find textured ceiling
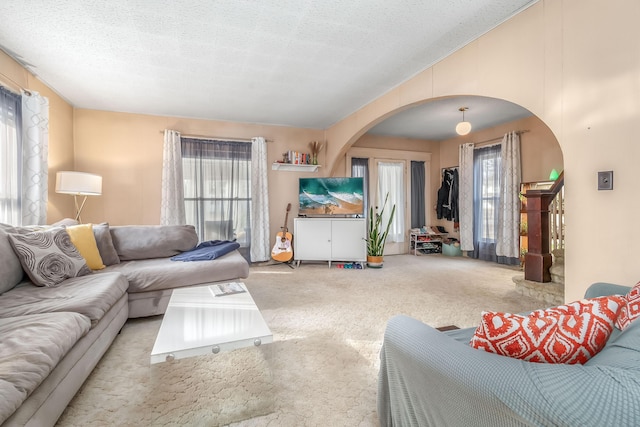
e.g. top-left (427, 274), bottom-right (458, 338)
top-left (0, 0), bottom-right (537, 136)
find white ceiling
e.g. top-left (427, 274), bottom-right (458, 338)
top-left (0, 0), bottom-right (537, 139)
top-left (369, 96), bottom-right (533, 140)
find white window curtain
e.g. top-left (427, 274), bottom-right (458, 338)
top-left (250, 136), bottom-right (270, 262)
top-left (377, 161), bottom-right (404, 243)
top-left (458, 143), bottom-right (475, 251)
top-left (496, 131), bottom-right (522, 265)
top-left (21, 91), bottom-right (48, 225)
top-left (160, 129), bottom-right (186, 225)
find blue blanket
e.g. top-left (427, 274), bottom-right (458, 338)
top-left (171, 240), bottom-right (240, 261)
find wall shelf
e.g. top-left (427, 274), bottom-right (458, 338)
top-left (272, 163), bottom-right (320, 172)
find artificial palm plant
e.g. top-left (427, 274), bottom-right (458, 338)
top-left (367, 193), bottom-right (396, 259)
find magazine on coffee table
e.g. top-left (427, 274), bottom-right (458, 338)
top-left (209, 282), bottom-right (246, 297)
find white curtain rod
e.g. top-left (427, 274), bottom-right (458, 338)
top-left (0, 74), bottom-right (32, 96)
top-left (159, 130), bottom-right (273, 143)
top-left (474, 129), bottom-right (529, 147)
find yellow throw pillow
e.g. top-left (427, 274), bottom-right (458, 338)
top-left (65, 224), bottom-right (105, 270)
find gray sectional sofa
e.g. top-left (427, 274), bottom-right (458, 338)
top-left (378, 282), bottom-right (640, 426)
top-left (0, 222), bottom-right (249, 427)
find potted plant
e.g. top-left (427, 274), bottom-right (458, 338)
top-left (367, 193), bottom-right (396, 268)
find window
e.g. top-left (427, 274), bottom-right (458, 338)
top-left (181, 138), bottom-right (252, 261)
top-left (377, 160), bottom-right (405, 243)
top-left (472, 144), bottom-right (501, 261)
top-left (0, 86), bottom-right (22, 225)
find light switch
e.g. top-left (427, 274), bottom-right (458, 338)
top-left (597, 171), bottom-right (613, 190)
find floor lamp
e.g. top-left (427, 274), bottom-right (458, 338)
top-left (55, 171), bottom-right (102, 222)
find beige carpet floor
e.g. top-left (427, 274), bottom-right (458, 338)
top-left (56, 254), bottom-right (547, 427)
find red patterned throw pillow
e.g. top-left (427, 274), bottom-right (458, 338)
top-left (616, 282), bottom-right (640, 330)
top-left (532, 295), bottom-right (626, 321)
top-left (470, 296), bottom-right (625, 364)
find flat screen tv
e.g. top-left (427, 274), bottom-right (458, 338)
top-left (299, 177), bottom-right (364, 216)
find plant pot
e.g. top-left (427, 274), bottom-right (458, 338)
top-left (367, 255), bottom-right (384, 268)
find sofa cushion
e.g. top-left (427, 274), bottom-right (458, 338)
top-left (471, 296), bottom-right (625, 364)
top-left (0, 312), bottom-right (91, 425)
top-left (65, 223), bottom-right (105, 270)
top-left (586, 315), bottom-right (640, 370)
top-left (0, 224), bottom-right (24, 294)
top-left (0, 271), bottom-right (128, 327)
top-left (92, 222), bottom-right (120, 266)
top-left (100, 250), bottom-right (249, 293)
top-left (7, 228), bottom-right (92, 287)
top-left (109, 225), bottom-right (198, 261)
top-left (50, 218), bottom-right (79, 227)
top-left (470, 304), bottom-right (620, 364)
top-left (615, 282), bottom-right (640, 330)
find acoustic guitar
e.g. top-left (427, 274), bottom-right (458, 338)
top-left (271, 203), bottom-right (293, 262)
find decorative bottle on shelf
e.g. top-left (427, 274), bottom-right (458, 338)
top-left (309, 140), bottom-right (323, 166)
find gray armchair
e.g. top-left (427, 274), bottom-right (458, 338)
top-left (378, 282), bottom-right (640, 426)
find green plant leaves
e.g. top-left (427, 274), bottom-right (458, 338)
top-left (367, 193), bottom-right (396, 256)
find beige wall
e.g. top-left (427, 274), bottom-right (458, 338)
top-left (348, 115), bottom-right (562, 238)
top-left (3, 0), bottom-right (638, 302)
top-left (351, 134), bottom-right (441, 226)
top-left (324, 0), bottom-right (640, 301)
top-left (1, 47), bottom-right (325, 235)
top-left (435, 115), bottom-right (562, 238)
top-left (438, 116), bottom-right (562, 184)
top-left (68, 108), bottom-right (561, 248)
top-left (0, 50), bottom-right (75, 222)
top-left (72, 109), bottom-right (324, 238)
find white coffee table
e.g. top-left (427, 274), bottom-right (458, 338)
top-left (150, 282), bottom-right (273, 364)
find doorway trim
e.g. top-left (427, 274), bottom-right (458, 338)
top-left (346, 147), bottom-right (432, 254)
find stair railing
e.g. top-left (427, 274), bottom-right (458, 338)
top-left (548, 171), bottom-right (564, 252)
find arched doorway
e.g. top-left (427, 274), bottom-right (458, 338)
top-left (336, 95), bottom-right (564, 292)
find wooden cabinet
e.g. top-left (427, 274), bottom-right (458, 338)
top-left (293, 218), bottom-right (366, 267)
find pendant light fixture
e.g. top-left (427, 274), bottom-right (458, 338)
top-left (455, 107), bottom-right (472, 136)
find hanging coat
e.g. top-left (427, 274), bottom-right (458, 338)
top-left (437, 169), bottom-right (459, 222)
top-left (437, 170), bottom-right (453, 220)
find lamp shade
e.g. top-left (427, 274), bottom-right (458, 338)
top-left (55, 171), bottom-right (102, 196)
top-left (455, 121), bottom-right (472, 136)
top-left (455, 107), bottom-right (472, 136)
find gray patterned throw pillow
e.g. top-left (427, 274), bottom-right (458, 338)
top-left (8, 227), bottom-right (92, 287)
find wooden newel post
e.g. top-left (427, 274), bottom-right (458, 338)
top-left (523, 190), bottom-right (555, 282)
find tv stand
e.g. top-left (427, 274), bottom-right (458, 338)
top-left (293, 218), bottom-right (366, 267)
